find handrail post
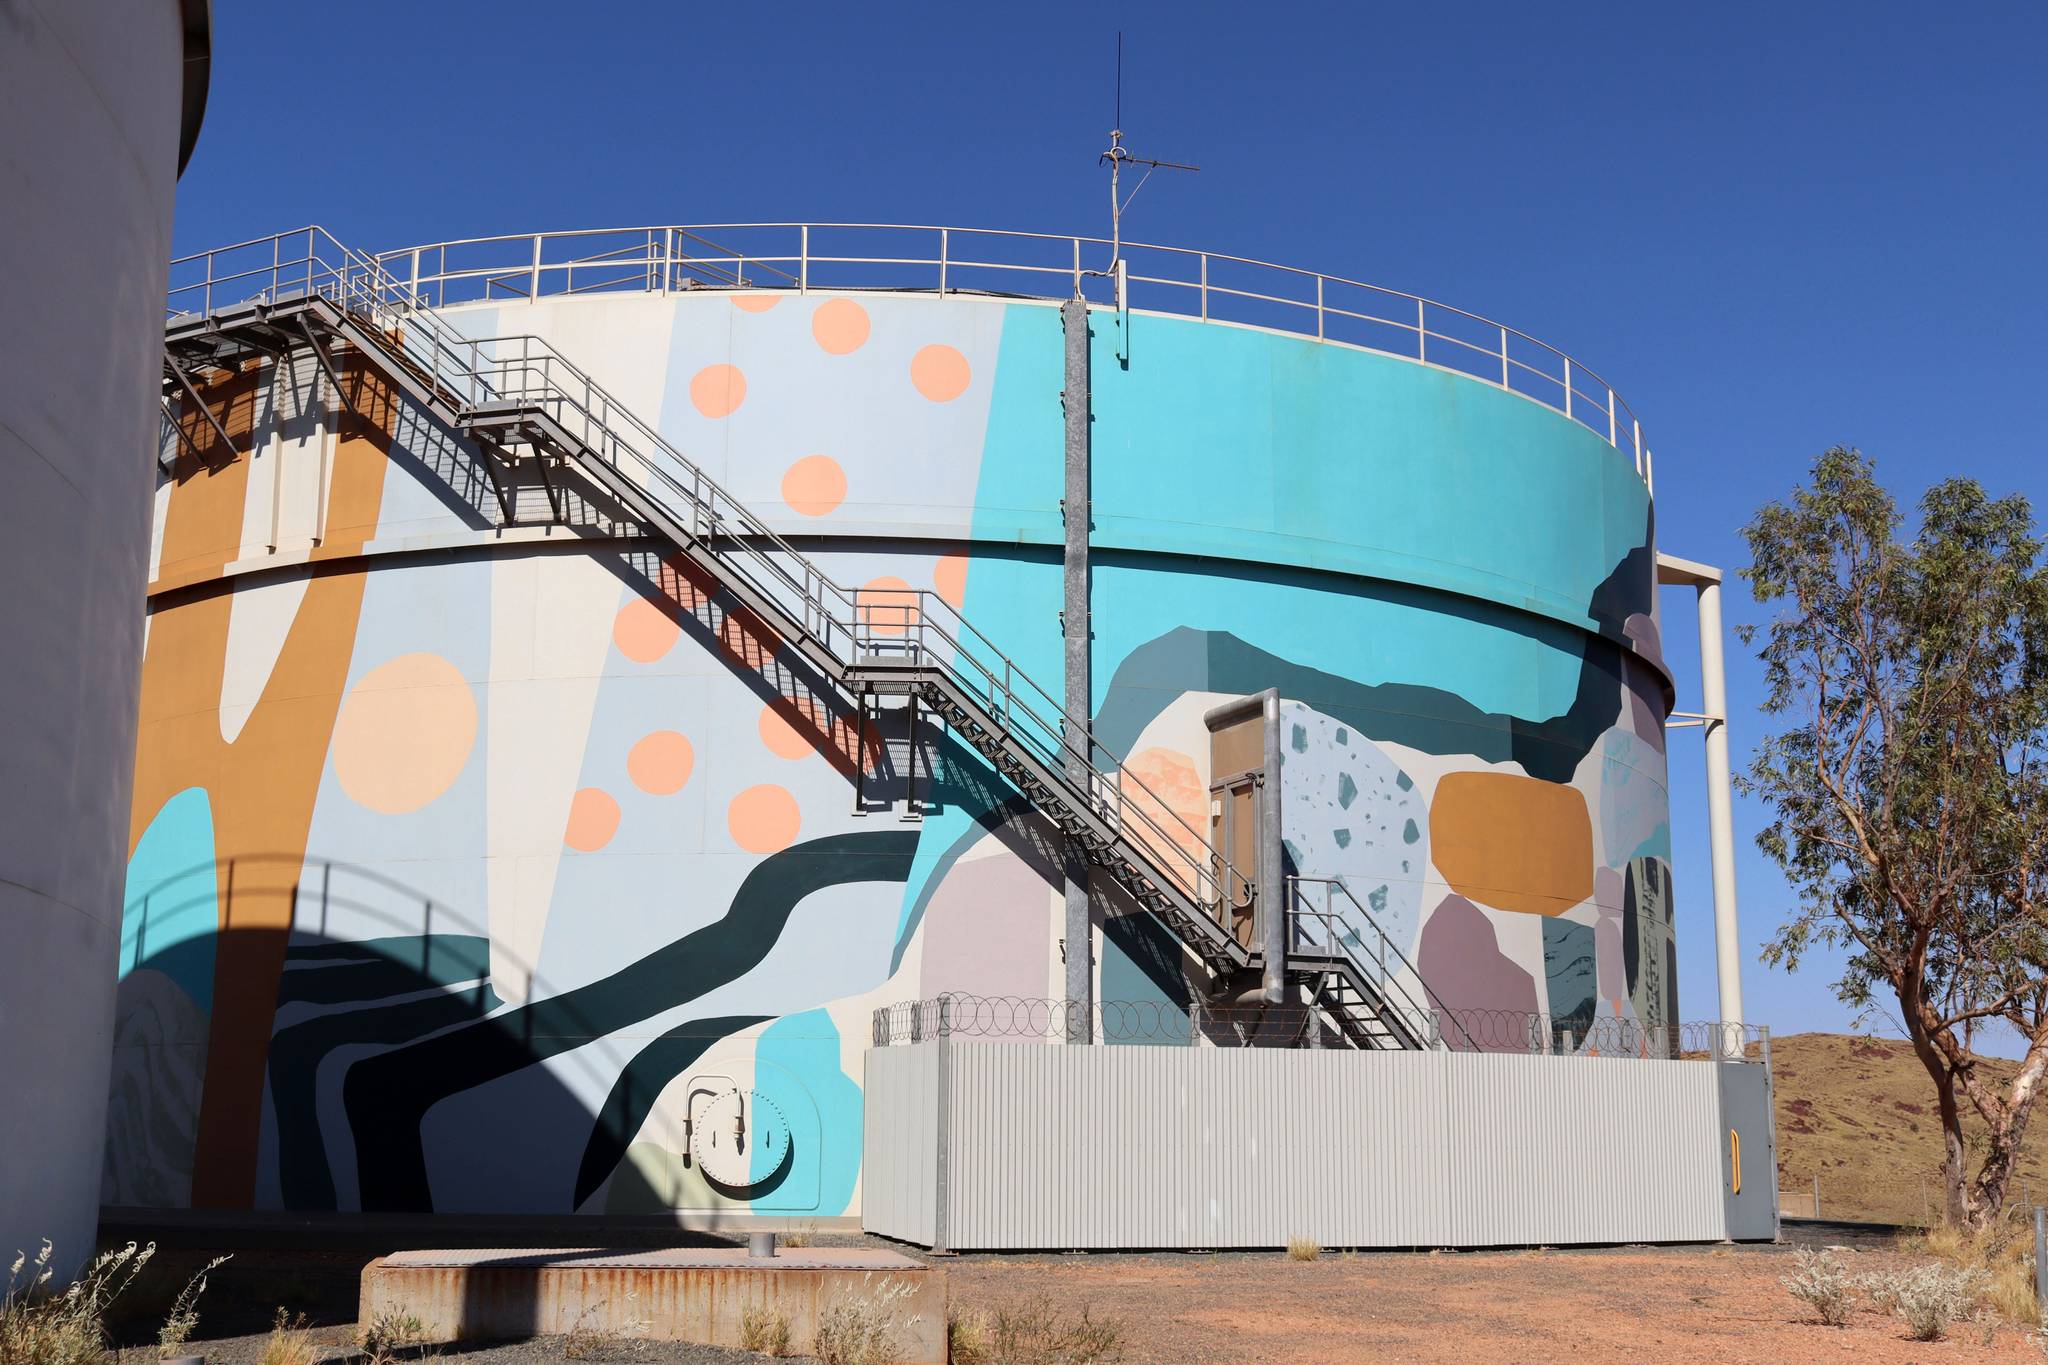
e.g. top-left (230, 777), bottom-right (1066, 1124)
top-left (530, 234), bottom-right (543, 299)
top-left (1563, 356), bottom-right (1572, 421)
top-left (1199, 253), bottom-right (1208, 321)
top-left (410, 247), bottom-right (421, 300)
top-left (1500, 325), bottom-right (1510, 387)
top-left (1607, 387), bottom-right (1617, 446)
top-left (1315, 275), bottom-right (1325, 340)
top-left (1416, 297), bottom-right (1426, 363)
top-left (799, 225), bottom-right (809, 295)
top-left (939, 227), bottom-right (948, 296)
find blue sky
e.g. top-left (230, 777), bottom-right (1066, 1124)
top-left (174, 1), bottom-right (2048, 1041)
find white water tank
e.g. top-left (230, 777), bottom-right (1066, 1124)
top-left (0, 0), bottom-right (208, 1279)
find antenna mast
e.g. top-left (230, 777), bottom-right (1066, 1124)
top-left (1096, 32), bottom-right (1198, 285)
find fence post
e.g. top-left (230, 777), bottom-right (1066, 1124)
top-left (2034, 1206), bottom-right (2046, 1319)
top-left (933, 994), bottom-right (952, 1255)
top-left (1813, 1174), bottom-right (1821, 1219)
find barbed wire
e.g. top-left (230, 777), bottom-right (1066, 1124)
top-left (871, 993), bottom-right (1768, 1060)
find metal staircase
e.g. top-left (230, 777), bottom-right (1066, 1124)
top-left (162, 227), bottom-right (1449, 1051)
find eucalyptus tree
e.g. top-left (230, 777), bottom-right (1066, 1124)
top-left (1742, 447), bottom-right (2048, 1227)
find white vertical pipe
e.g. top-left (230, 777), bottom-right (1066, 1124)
top-left (1695, 578), bottom-right (1744, 1052)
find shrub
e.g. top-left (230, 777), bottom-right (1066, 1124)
top-left (739, 1304), bottom-right (791, 1357)
top-left (358, 1308), bottom-right (434, 1364)
top-left (1782, 1248), bottom-right (1853, 1327)
top-left (1890, 1263), bottom-right (1986, 1342)
top-left (981, 1297), bottom-right (1126, 1364)
top-left (1, 1239), bottom-right (155, 1365)
top-left (1286, 1237), bottom-right (1320, 1263)
top-left (258, 1309), bottom-right (318, 1365)
top-left (157, 1252), bottom-right (230, 1357)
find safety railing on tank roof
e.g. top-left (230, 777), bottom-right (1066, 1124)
top-left (874, 991), bottom-right (1768, 1059)
top-left (163, 227), bottom-right (1247, 924)
top-left (365, 223), bottom-right (1653, 484)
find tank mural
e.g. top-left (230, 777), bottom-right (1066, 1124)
top-left (109, 286), bottom-right (1672, 1217)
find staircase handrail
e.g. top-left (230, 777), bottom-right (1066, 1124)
top-left (167, 226), bottom-right (1240, 918)
top-left (1286, 875), bottom-right (1476, 1051)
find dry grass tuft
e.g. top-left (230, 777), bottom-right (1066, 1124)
top-left (357, 1308), bottom-right (436, 1364)
top-left (1, 1239), bottom-right (155, 1365)
top-left (949, 1296), bottom-right (1125, 1364)
top-left (813, 1275), bottom-right (920, 1365)
top-left (1286, 1236), bottom-right (1321, 1263)
top-left (739, 1303), bottom-right (792, 1357)
top-left (1901, 1210), bottom-right (2042, 1328)
top-left (258, 1308), bottom-right (319, 1365)
top-left (946, 1307), bottom-right (994, 1365)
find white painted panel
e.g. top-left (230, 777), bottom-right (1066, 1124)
top-left (865, 1043), bottom-right (1758, 1250)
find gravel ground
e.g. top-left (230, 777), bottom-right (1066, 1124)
top-left (94, 1225), bottom-right (2043, 1364)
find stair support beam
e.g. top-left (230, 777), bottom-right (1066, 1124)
top-left (1060, 296), bottom-right (1093, 1045)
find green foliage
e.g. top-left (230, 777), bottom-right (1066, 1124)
top-left (1741, 447), bottom-right (2048, 1224)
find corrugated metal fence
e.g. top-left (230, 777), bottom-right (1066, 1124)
top-left (862, 1042), bottom-right (1776, 1250)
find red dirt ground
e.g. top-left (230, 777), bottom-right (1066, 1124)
top-left (943, 1242), bottom-right (2042, 1363)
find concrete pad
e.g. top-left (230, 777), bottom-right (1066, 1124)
top-left (360, 1247), bottom-right (946, 1362)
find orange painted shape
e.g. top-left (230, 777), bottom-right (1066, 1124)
top-left (689, 363), bottom-right (747, 418)
top-left (731, 294), bottom-right (780, 313)
top-left (613, 595), bottom-right (682, 664)
top-left (331, 652), bottom-right (478, 815)
top-left (627, 730), bottom-right (695, 795)
top-left (781, 455), bottom-right (847, 516)
top-left (811, 298), bottom-right (871, 355)
top-left (910, 344), bottom-right (971, 402)
top-left (933, 552), bottom-right (969, 608)
top-left (857, 575), bottom-right (919, 638)
top-left (1428, 771), bottom-right (1594, 915)
top-left (729, 784), bottom-right (801, 854)
top-left (565, 787), bottom-right (622, 851)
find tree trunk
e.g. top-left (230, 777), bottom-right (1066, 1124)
top-left (1909, 1026), bottom-right (1974, 1225)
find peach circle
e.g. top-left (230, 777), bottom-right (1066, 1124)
top-left (858, 575), bottom-right (919, 638)
top-left (613, 595), bottom-right (681, 663)
top-left (729, 783), bottom-right (801, 854)
top-left (811, 298), bottom-right (871, 355)
top-left (731, 294), bottom-right (780, 313)
top-left (781, 455), bottom-right (847, 517)
top-left (332, 652), bottom-right (478, 815)
top-left (934, 551), bottom-right (969, 608)
top-left (690, 363), bottom-right (747, 418)
top-left (759, 704), bottom-right (816, 760)
top-left (910, 344), bottom-right (971, 402)
top-left (628, 730), bottom-right (695, 795)
top-left (564, 787), bottom-right (621, 852)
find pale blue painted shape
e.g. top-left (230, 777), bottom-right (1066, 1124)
top-left (120, 786), bottom-right (218, 1012)
top-left (753, 1009), bottom-right (861, 1213)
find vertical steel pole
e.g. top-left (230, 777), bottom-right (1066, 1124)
top-left (933, 994), bottom-right (952, 1254)
top-left (530, 234), bottom-right (542, 299)
top-left (1061, 297), bottom-right (1093, 1045)
top-left (1697, 577), bottom-right (1745, 1052)
top-left (1813, 1174), bottom-right (1821, 1218)
top-left (1259, 689), bottom-right (1285, 1004)
top-left (2033, 1206), bottom-right (2045, 1313)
